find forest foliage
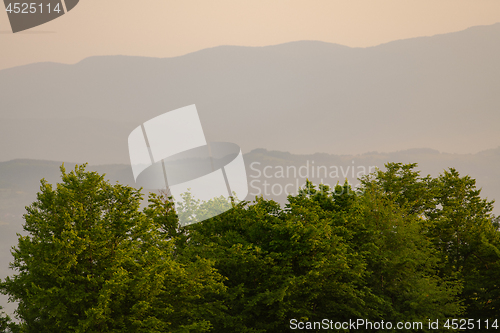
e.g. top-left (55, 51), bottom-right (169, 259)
top-left (1, 163), bottom-right (499, 332)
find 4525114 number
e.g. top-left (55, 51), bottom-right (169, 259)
top-left (5, 3), bottom-right (62, 14)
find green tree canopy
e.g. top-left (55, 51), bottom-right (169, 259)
top-left (362, 163), bottom-right (500, 321)
top-left (1, 162), bottom-right (499, 332)
top-left (0, 165), bottom-right (225, 332)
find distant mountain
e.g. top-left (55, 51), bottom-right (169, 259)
top-left (1, 146), bottom-right (499, 227)
top-left (244, 146), bottom-right (500, 208)
top-left (1, 24), bottom-right (500, 164)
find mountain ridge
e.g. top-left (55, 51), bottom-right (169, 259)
top-left (1, 23), bottom-right (499, 162)
top-left (4, 22), bottom-right (500, 72)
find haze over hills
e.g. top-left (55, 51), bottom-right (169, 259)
top-left (1, 147), bottom-right (499, 225)
top-left (1, 24), bottom-right (499, 164)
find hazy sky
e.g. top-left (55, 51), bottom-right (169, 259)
top-left (1, 0), bottom-right (500, 70)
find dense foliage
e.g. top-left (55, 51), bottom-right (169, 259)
top-left (1, 163), bottom-right (499, 332)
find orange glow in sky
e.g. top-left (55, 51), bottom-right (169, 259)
top-left (1, 0), bottom-right (500, 70)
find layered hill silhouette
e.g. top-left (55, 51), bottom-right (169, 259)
top-left (1, 24), bottom-right (499, 164)
top-left (1, 147), bottom-right (499, 231)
